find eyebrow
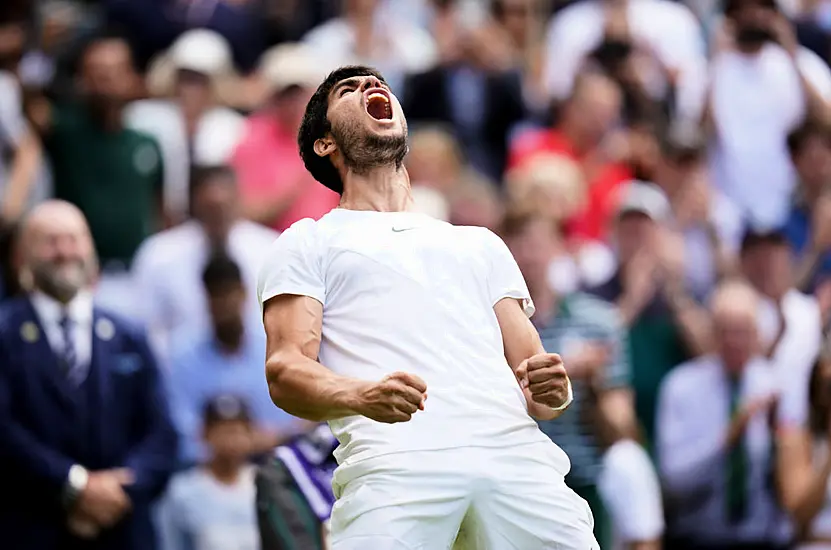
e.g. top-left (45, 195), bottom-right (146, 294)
top-left (332, 77), bottom-right (361, 97)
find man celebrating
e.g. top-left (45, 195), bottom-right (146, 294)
top-left (258, 66), bottom-right (597, 549)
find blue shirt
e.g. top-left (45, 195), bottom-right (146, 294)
top-left (167, 331), bottom-right (295, 464)
top-left (784, 202), bottom-right (831, 291)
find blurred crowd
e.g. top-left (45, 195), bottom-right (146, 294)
top-left (4, 0), bottom-right (831, 548)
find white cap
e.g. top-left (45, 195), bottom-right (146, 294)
top-left (259, 43), bottom-right (325, 94)
top-left (617, 180), bottom-right (671, 222)
top-left (169, 29), bottom-right (233, 76)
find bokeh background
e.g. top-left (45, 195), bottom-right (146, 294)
top-left (3, 0), bottom-right (831, 548)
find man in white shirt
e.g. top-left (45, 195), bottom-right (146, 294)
top-left (656, 280), bottom-right (790, 549)
top-left (258, 65), bottom-right (596, 549)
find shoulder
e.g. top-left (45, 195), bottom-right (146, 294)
top-left (266, 217), bottom-right (321, 253)
top-left (796, 46), bottom-right (831, 79)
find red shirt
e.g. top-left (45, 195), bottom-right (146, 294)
top-left (508, 128), bottom-right (631, 242)
top-left (231, 114), bottom-right (339, 232)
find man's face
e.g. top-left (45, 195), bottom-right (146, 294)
top-left (204, 420), bottom-right (253, 461)
top-left (731, 0), bottom-right (778, 46)
top-left (25, 213), bottom-right (96, 302)
top-left (714, 310), bottom-right (758, 373)
top-left (615, 212), bottom-right (656, 264)
top-left (192, 178), bottom-right (238, 241)
top-left (207, 284), bottom-right (245, 341)
top-left (567, 75), bottom-right (621, 146)
top-left (740, 241), bottom-right (792, 299)
top-left (324, 74), bottom-right (408, 172)
top-left (505, 218), bottom-right (560, 290)
top-left (81, 39), bottom-right (136, 106)
top-left (175, 69), bottom-right (213, 113)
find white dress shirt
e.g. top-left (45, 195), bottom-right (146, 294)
top-left (656, 354), bottom-right (790, 545)
top-left (30, 290), bottom-right (94, 369)
top-left (132, 219), bottom-right (278, 362)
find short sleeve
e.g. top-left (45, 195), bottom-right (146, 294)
top-left (482, 229), bottom-right (535, 317)
top-left (257, 218), bottom-right (326, 308)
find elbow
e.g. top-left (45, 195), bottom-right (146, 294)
top-left (265, 354), bottom-right (326, 422)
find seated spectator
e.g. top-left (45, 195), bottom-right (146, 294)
top-left (657, 280), bottom-right (790, 550)
top-left (126, 30), bottom-right (246, 224)
top-left (34, 32), bottom-right (163, 318)
top-left (231, 43), bottom-right (339, 232)
top-left (157, 395), bottom-right (260, 550)
top-left (784, 121), bottom-right (831, 293)
top-left (739, 228), bottom-right (822, 400)
top-left (132, 166), bottom-right (278, 360)
top-left (590, 181), bottom-right (711, 449)
top-left (778, 352), bottom-right (831, 548)
top-left (166, 255), bottom-right (304, 466)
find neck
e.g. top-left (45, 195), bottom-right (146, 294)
top-left (216, 329), bottom-right (244, 353)
top-left (339, 165), bottom-right (412, 212)
top-left (207, 457), bottom-right (243, 484)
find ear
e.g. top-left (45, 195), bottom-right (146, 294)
top-left (314, 136), bottom-right (337, 158)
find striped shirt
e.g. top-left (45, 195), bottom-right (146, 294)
top-left (535, 292), bottom-right (631, 488)
top-left (276, 424), bottom-right (339, 521)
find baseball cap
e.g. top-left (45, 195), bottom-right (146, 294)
top-left (169, 29), bottom-right (233, 76)
top-left (617, 180), bottom-right (671, 222)
top-left (203, 394), bottom-right (252, 426)
top-left (259, 43), bottom-right (325, 95)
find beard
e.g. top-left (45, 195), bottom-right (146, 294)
top-left (735, 24), bottom-right (775, 46)
top-left (330, 117), bottom-right (408, 174)
top-left (214, 318), bottom-right (244, 347)
top-left (30, 259), bottom-right (92, 302)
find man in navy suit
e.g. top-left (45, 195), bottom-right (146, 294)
top-left (0, 200), bottom-right (178, 549)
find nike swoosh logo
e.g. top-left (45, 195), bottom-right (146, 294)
top-left (392, 227), bottom-right (415, 232)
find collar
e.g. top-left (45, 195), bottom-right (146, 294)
top-left (30, 289), bottom-right (94, 324)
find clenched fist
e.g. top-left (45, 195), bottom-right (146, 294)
top-left (517, 353), bottom-right (570, 409)
top-left (354, 372), bottom-right (428, 423)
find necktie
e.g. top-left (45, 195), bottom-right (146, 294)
top-left (59, 313), bottom-right (83, 385)
top-left (726, 377), bottom-right (749, 523)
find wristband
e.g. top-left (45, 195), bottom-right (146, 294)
top-left (550, 377), bottom-right (574, 412)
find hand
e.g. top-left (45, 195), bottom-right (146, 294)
top-left (675, 172), bottom-right (711, 227)
top-left (565, 343), bottom-right (610, 381)
top-left (726, 395), bottom-right (777, 447)
top-left (811, 194), bottom-right (831, 251)
top-left (622, 251), bottom-right (659, 305)
top-left (353, 372), bottom-right (428, 423)
top-left (75, 468), bottom-right (134, 528)
top-left (770, 13), bottom-right (798, 57)
top-left (67, 510), bottom-right (100, 539)
top-left (517, 353), bottom-right (570, 408)
top-left (655, 229), bottom-right (686, 281)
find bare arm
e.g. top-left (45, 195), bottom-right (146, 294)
top-left (494, 297), bottom-right (569, 421)
top-left (0, 127), bottom-right (41, 225)
top-left (263, 294), bottom-right (426, 423)
top-left (777, 427), bottom-right (831, 531)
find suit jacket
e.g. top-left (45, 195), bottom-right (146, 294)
top-left (402, 66), bottom-right (526, 182)
top-left (0, 296), bottom-right (178, 550)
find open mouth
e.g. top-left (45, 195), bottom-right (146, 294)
top-left (365, 89), bottom-right (393, 121)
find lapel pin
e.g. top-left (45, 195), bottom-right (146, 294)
top-left (20, 321), bottom-right (39, 343)
top-left (95, 318), bottom-right (115, 341)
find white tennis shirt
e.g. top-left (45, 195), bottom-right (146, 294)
top-left (258, 209), bottom-right (560, 467)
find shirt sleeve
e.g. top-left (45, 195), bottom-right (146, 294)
top-left (482, 228), bottom-right (535, 317)
top-left (257, 218), bottom-right (326, 308)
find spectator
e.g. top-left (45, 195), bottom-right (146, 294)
top-left (541, 0), bottom-right (706, 120)
top-left (166, 255), bottom-right (304, 466)
top-left (657, 279), bottom-right (789, 549)
top-left (158, 395), bottom-right (260, 550)
top-left (706, 0), bottom-right (831, 229)
top-left (132, 165), bottom-right (278, 360)
top-left (231, 43), bottom-right (339, 232)
top-left (0, 200), bottom-right (177, 550)
top-left (784, 121), bottom-right (831, 293)
top-left (777, 352), bottom-right (831, 547)
top-left (302, 0), bottom-right (438, 94)
top-left (35, 32), bottom-right (162, 318)
top-left (509, 71), bottom-right (631, 243)
top-left (590, 181), bottom-right (712, 449)
top-left (739, 228), bottom-right (822, 403)
top-left (256, 423), bottom-right (338, 550)
top-left (501, 209), bottom-right (643, 549)
top-left (127, 30), bottom-right (246, 224)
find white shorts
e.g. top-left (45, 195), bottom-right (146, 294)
top-left (329, 441), bottom-right (599, 550)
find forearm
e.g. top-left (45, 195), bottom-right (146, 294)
top-left (266, 351), bottom-right (368, 422)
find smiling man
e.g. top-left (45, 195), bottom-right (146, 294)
top-left (256, 65), bottom-right (597, 549)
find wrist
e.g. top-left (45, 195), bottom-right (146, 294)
top-left (339, 380), bottom-right (370, 417)
top-left (550, 377), bottom-right (574, 412)
top-left (63, 464), bottom-right (89, 509)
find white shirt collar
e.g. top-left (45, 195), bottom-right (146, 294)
top-left (30, 289), bottom-right (94, 324)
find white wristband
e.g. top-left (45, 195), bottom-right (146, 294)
top-left (550, 377), bottom-right (573, 412)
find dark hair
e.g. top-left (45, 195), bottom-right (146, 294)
top-left (809, 355), bottom-right (830, 437)
top-left (787, 121), bottom-right (831, 158)
top-left (297, 65), bottom-right (388, 194)
top-left (201, 254), bottom-right (242, 294)
top-left (72, 27), bottom-right (133, 76)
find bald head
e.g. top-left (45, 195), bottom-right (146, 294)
top-left (20, 200), bottom-right (97, 303)
top-left (709, 279), bottom-right (760, 373)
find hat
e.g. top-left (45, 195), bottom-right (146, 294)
top-left (203, 394), bottom-right (251, 426)
top-left (617, 180), bottom-right (671, 222)
top-left (259, 43), bottom-right (325, 95)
